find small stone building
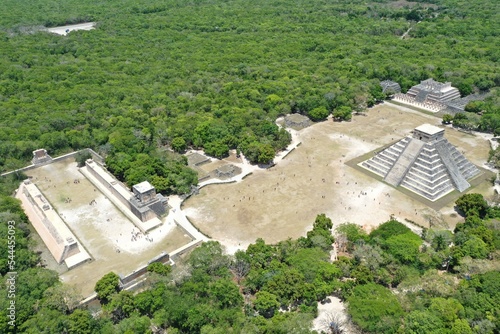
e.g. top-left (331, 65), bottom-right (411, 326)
top-left (32, 149), bottom-right (52, 165)
top-left (284, 114), bottom-right (311, 129)
top-left (380, 80), bottom-right (401, 94)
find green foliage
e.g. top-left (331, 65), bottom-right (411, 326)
top-left (336, 222), bottom-right (368, 251)
top-left (243, 142), bottom-right (275, 164)
top-left (308, 106), bottom-right (329, 122)
top-left (303, 214), bottom-right (334, 250)
top-left (74, 150), bottom-right (92, 167)
top-left (254, 291), bottom-right (280, 318)
top-left (94, 272), bottom-right (121, 303)
top-left (442, 114), bottom-right (453, 124)
top-left (333, 106), bottom-right (352, 122)
top-left (147, 262), bottom-right (172, 276)
top-left (403, 310), bottom-right (445, 334)
top-left (455, 193), bottom-right (488, 218)
top-left (383, 232), bottom-right (422, 264)
top-left (189, 241), bottom-right (231, 276)
top-left (429, 297), bottom-right (465, 324)
top-left (347, 283), bottom-right (404, 333)
top-left (369, 219), bottom-right (412, 241)
top-left (171, 137), bottom-right (187, 153)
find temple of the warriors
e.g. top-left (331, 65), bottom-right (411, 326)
top-left (360, 124), bottom-right (480, 201)
top-left (391, 78), bottom-right (462, 112)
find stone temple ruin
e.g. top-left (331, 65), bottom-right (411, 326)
top-left (392, 78), bottom-right (461, 112)
top-left (284, 114), bottom-right (311, 129)
top-left (380, 80), bottom-right (401, 94)
top-left (16, 180), bottom-right (91, 268)
top-left (360, 124), bottom-right (480, 201)
top-left (214, 164), bottom-right (241, 179)
top-left (83, 159), bottom-right (166, 231)
top-left (32, 149), bottom-right (52, 165)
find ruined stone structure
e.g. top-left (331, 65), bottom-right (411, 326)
top-left (408, 79), bottom-right (461, 103)
top-left (84, 160), bottom-right (166, 228)
top-left (214, 164), bottom-right (241, 179)
top-left (392, 79), bottom-right (462, 112)
top-left (15, 180), bottom-right (91, 268)
top-left (360, 124), bottom-right (480, 201)
top-left (284, 114), bottom-right (311, 129)
top-left (380, 80), bottom-right (401, 94)
top-left (32, 149), bottom-right (53, 165)
top-left (130, 181), bottom-right (167, 222)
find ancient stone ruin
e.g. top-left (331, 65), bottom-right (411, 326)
top-left (284, 114), bottom-right (311, 129)
top-left (15, 180), bottom-right (91, 268)
top-left (32, 148), bottom-right (52, 165)
top-left (380, 80), bottom-right (401, 94)
top-left (214, 164), bottom-right (241, 179)
top-left (392, 78), bottom-right (461, 112)
top-left (360, 124), bottom-right (480, 201)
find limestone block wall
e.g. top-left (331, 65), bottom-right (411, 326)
top-left (16, 181), bottom-right (81, 264)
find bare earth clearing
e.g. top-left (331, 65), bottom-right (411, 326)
top-left (183, 103), bottom-right (492, 252)
top-left (26, 159), bottom-right (192, 297)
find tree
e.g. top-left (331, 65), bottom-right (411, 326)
top-left (254, 291), bottom-right (280, 318)
top-left (429, 297), bottom-right (465, 324)
top-left (94, 272), bottom-right (121, 303)
top-left (347, 283), bottom-right (403, 333)
top-left (209, 279), bottom-right (243, 308)
top-left (308, 106), bottom-right (329, 121)
top-left (171, 137), bottom-right (187, 153)
top-left (369, 219), bottom-right (412, 241)
top-left (230, 250), bottom-right (250, 284)
top-left (104, 290), bottom-right (136, 323)
top-left (320, 312), bottom-right (347, 334)
top-left (333, 106), bottom-right (352, 122)
top-left (74, 151), bottom-right (92, 167)
top-left (189, 241), bottom-right (230, 276)
top-left (336, 223), bottom-right (368, 251)
top-left (460, 235), bottom-right (489, 259)
top-left (455, 193), bottom-right (488, 218)
top-left (41, 284), bottom-right (82, 314)
top-left (442, 114), bottom-right (453, 124)
top-left (403, 310), bottom-right (445, 334)
top-left (68, 309), bottom-right (98, 334)
top-left (147, 262), bottom-right (172, 276)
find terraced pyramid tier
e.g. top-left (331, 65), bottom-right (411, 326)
top-left (360, 124), bottom-right (480, 201)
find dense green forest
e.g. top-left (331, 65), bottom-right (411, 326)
top-left (0, 0), bottom-right (499, 333)
top-left (0, 0), bottom-right (499, 193)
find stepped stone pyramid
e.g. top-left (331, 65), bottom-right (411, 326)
top-left (360, 124), bottom-right (480, 201)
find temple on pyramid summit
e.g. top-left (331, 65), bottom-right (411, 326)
top-left (360, 124), bottom-right (480, 201)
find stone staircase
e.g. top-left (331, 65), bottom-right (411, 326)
top-left (384, 139), bottom-right (425, 187)
top-left (359, 129), bottom-right (481, 201)
top-left (361, 137), bottom-right (410, 177)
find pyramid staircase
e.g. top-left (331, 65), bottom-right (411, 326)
top-left (360, 125), bottom-right (480, 201)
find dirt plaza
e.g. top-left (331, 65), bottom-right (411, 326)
top-left (183, 103), bottom-right (493, 252)
top-left (26, 159), bottom-right (191, 296)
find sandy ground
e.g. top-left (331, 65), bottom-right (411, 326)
top-left (312, 296), bottom-right (354, 334)
top-left (26, 159), bottom-right (192, 296)
top-left (183, 103), bottom-right (492, 253)
top-left (46, 22), bottom-right (95, 36)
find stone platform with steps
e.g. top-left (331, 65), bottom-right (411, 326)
top-left (360, 124), bottom-right (480, 201)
